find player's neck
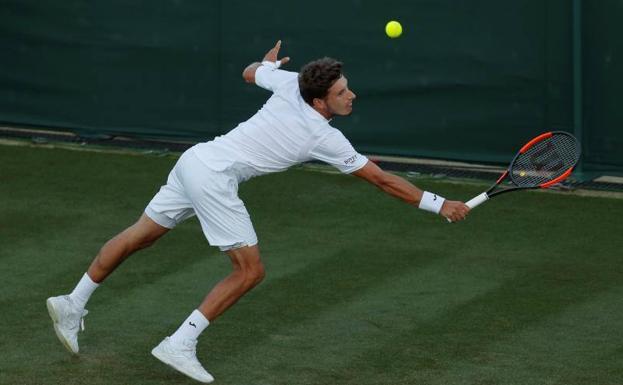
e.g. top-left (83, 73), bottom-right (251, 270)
top-left (312, 106), bottom-right (333, 120)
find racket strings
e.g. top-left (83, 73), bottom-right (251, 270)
top-left (511, 134), bottom-right (580, 187)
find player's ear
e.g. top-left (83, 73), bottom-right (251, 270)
top-left (312, 97), bottom-right (327, 112)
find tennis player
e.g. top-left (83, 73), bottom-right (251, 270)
top-left (46, 40), bottom-right (469, 383)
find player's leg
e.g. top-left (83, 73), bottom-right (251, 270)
top-left (46, 214), bottom-right (170, 354)
top-left (151, 155), bottom-right (261, 383)
top-left (87, 213), bottom-right (170, 283)
top-left (151, 244), bottom-right (263, 384)
top-left (198, 244), bottom-right (265, 320)
top-left (47, 151), bottom-right (194, 355)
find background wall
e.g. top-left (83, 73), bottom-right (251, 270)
top-left (582, 0), bottom-right (623, 173)
top-left (0, 0), bottom-right (620, 173)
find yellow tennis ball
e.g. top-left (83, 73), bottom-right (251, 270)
top-left (520, 171), bottom-right (526, 177)
top-left (385, 20), bottom-right (402, 38)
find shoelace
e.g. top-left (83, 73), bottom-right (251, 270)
top-left (178, 339), bottom-right (199, 358)
top-left (79, 310), bottom-right (89, 331)
top-left (183, 340), bottom-right (197, 351)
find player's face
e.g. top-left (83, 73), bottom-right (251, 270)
top-left (322, 76), bottom-right (356, 117)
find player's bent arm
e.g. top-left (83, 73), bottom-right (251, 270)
top-left (352, 160), bottom-right (469, 221)
top-left (242, 62), bottom-right (262, 84)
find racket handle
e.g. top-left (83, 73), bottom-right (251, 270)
top-left (465, 192), bottom-right (489, 209)
top-left (446, 192), bottom-right (489, 223)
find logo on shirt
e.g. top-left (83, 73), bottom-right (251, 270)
top-left (343, 154), bottom-right (359, 165)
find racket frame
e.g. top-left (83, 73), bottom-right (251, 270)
top-left (465, 131), bottom-right (580, 209)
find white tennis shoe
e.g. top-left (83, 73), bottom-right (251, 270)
top-left (46, 295), bottom-right (88, 354)
top-left (151, 337), bottom-right (214, 383)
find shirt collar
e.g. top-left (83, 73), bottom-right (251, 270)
top-left (300, 96), bottom-right (331, 122)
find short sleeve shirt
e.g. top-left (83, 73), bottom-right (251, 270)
top-left (192, 64), bottom-right (368, 181)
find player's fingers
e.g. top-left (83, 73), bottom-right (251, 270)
top-left (454, 210), bottom-right (467, 222)
top-left (273, 40), bottom-right (281, 53)
top-left (280, 56), bottom-right (290, 65)
top-left (265, 40), bottom-right (280, 58)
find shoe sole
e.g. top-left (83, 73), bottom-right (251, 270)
top-left (151, 346), bottom-right (214, 383)
top-left (46, 298), bottom-right (78, 355)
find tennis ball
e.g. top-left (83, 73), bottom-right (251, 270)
top-left (385, 20), bottom-right (402, 38)
top-left (520, 171), bottom-right (526, 177)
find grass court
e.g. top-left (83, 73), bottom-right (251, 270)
top-left (1, 143), bottom-right (622, 385)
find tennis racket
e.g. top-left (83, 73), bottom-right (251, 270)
top-left (450, 131), bottom-right (581, 220)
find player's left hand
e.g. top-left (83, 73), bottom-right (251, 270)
top-left (263, 40), bottom-right (290, 66)
top-left (441, 200), bottom-right (470, 222)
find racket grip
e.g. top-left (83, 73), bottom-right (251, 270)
top-left (446, 192), bottom-right (489, 223)
top-left (465, 192), bottom-right (489, 209)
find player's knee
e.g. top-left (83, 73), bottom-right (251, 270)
top-left (243, 261), bottom-right (265, 288)
top-left (252, 262), bottom-right (266, 285)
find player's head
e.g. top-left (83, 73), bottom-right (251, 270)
top-left (299, 57), bottom-right (356, 119)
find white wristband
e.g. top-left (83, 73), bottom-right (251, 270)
top-left (418, 191), bottom-right (446, 214)
top-left (261, 60), bottom-right (282, 69)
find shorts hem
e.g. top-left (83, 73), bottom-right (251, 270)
top-left (145, 206), bottom-right (177, 229)
top-left (218, 239), bottom-right (259, 252)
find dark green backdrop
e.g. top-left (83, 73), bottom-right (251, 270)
top-left (1, 1), bottom-right (621, 173)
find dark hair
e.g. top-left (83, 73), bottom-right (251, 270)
top-left (298, 57), bottom-right (343, 106)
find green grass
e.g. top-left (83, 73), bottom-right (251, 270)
top-left (1, 143), bottom-right (622, 385)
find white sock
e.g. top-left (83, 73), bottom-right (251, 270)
top-left (68, 273), bottom-right (99, 309)
top-left (169, 310), bottom-right (210, 344)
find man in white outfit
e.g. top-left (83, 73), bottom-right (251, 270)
top-left (46, 41), bottom-right (469, 383)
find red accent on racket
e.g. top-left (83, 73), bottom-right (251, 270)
top-left (448, 131), bottom-right (581, 222)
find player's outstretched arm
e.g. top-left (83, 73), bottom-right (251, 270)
top-left (242, 40), bottom-right (291, 84)
top-left (352, 160), bottom-right (469, 222)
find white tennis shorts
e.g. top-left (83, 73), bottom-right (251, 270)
top-left (145, 149), bottom-right (258, 251)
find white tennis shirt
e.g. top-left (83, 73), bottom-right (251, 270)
top-left (192, 64), bottom-right (368, 182)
